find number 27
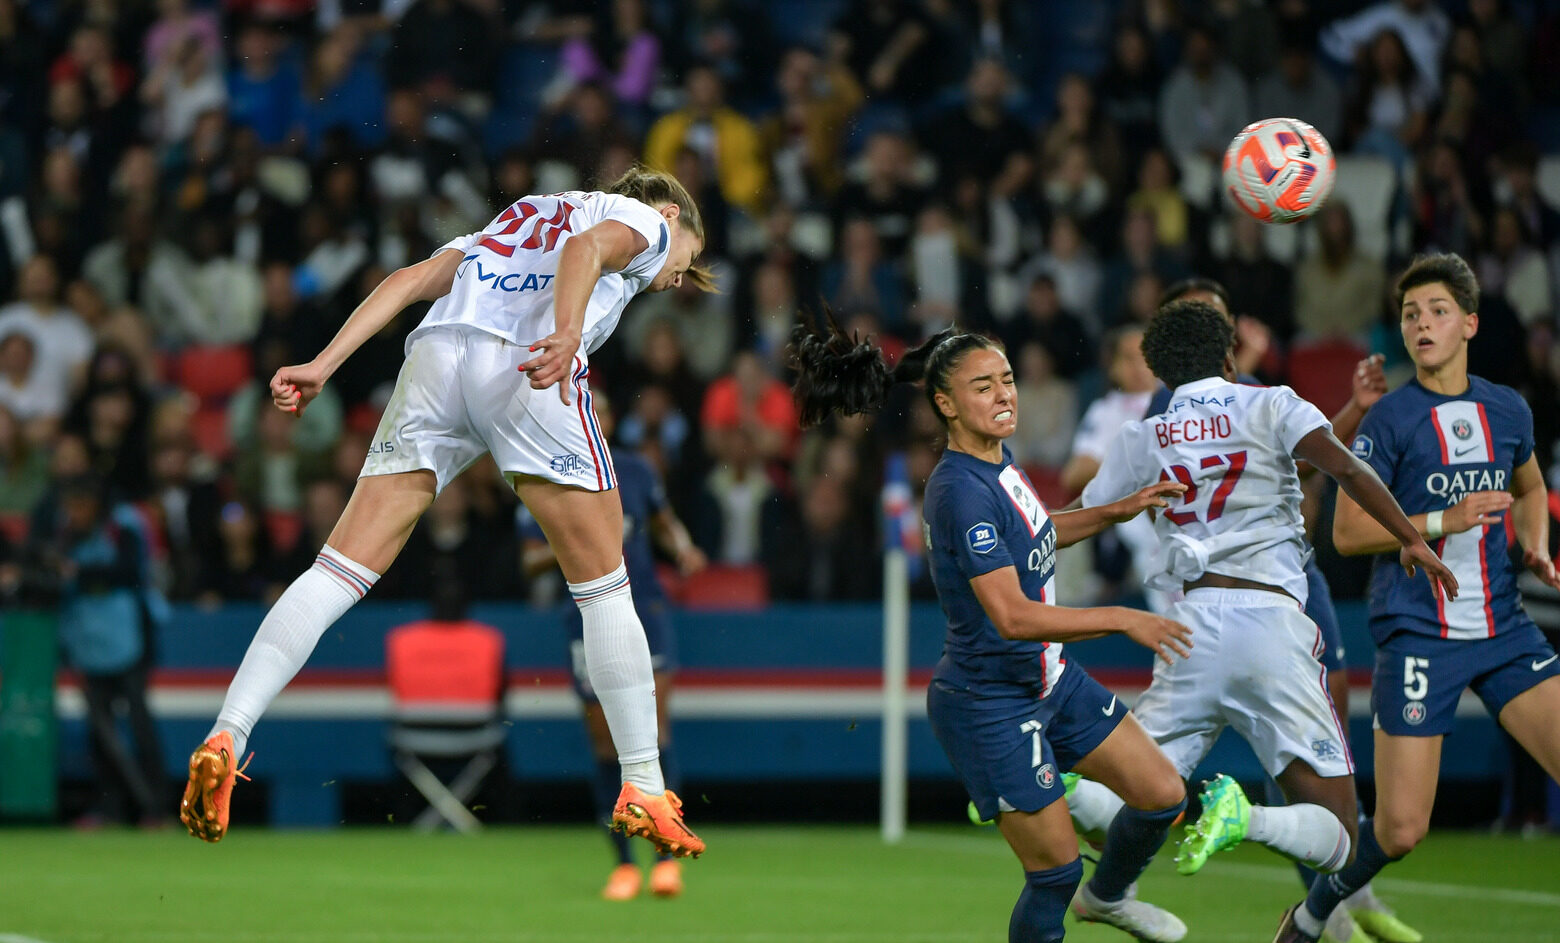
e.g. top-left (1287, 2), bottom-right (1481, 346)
top-left (1157, 451), bottom-right (1248, 525)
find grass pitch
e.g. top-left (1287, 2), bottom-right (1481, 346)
top-left (2, 825), bottom-right (1557, 942)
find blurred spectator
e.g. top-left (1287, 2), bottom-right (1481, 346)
top-left (82, 209), bottom-right (197, 335)
top-left (1493, 143), bottom-right (1560, 249)
top-left (1479, 207), bottom-right (1553, 328)
top-left (227, 23), bottom-right (304, 150)
top-left (1002, 274), bottom-right (1093, 380)
top-left (140, 28), bottom-right (227, 148)
top-left (745, 258), bottom-right (800, 367)
top-left (322, 263), bottom-right (423, 409)
top-left (369, 90), bottom-right (487, 237)
top-left (34, 473), bottom-right (168, 825)
top-left (822, 217), bottom-right (907, 330)
top-left (1016, 215), bottom-right (1101, 333)
top-left (700, 349), bottom-right (798, 470)
top-left (532, 82), bottom-right (634, 185)
top-left (1321, 0), bottom-right (1450, 97)
top-left (0, 403), bottom-right (50, 513)
top-left (695, 422), bottom-right (774, 566)
top-left (828, 0), bottom-right (938, 103)
top-left (254, 261), bottom-right (331, 367)
top-left (386, 0), bottom-right (497, 107)
top-left (0, 255), bottom-right (93, 407)
top-left (666, 0), bottom-right (774, 109)
top-left (0, 328), bottom-right (66, 436)
top-left (143, 0), bottom-right (223, 74)
top-left (0, 0), bottom-right (49, 139)
top-left (161, 214), bottom-right (265, 345)
top-left (644, 63), bottom-right (768, 218)
top-left (1294, 201), bottom-right (1387, 341)
top-left (762, 45), bottom-right (864, 206)
top-left (1061, 325), bottom-right (1156, 494)
top-left (1008, 341), bottom-right (1077, 471)
top-left (1413, 139), bottom-right (1483, 257)
top-left (832, 130), bottom-right (929, 258)
top-left (1100, 205), bottom-right (1188, 326)
top-left (909, 203), bottom-right (989, 332)
top-left (557, 0), bottom-right (659, 110)
top-left (1040, 72), bottom-right (1123, 200)
top-left (299, 26), bottom-right (388, 156)
top-left (1208, 0), bottom-right (1279, 82)
top-left (1217, 211), bottom-right (1293, 342)
top-left (921, 58), bottom-right (1034, 201)
top-left (1157, 23), bottom-right (1250, 169)
top-left (388, 471), bottom-right (518, 599)
top-left (1040, 141), bottom-right (1110, 239)
top-left (1125, 147), bottom-right (1191, 255)
top-left (622, 260), bottom-right (734, 382)
top-left (234, 396), bottom-right (333, 515)
top-left (197, 499), bottom-right (282, 602)
top-left (28, 147), bottom-right (90, 276)
top-left (230, 338), bottom-right (345, 459)
top-left (1469, 0), bottom-right (1525, 87)
top-left (50, 26), bottom-right (135, 110)
top-left (1342, 28), bottom-right (1431, 168)
top-left (145, 406), bottom-right (221, 600)
top-left (64, 345), bottom-right (152, 500)
top-left (1097, 22), bottom-right (1162, 159)
top-left (763, 476), bottom-right (878, 601)
top-left (1253, 37), bottom-right (1343, 146)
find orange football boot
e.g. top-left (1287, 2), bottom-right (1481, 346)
top-left (601, 863), bottom-right (642, 901)
top-left (179, 731), bottom-right (251, 842)
top-left (649, 858), bottom-right (684, 898)
top-left (610, 784), bottom-right (704, 858)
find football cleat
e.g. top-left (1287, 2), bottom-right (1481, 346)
top-left (611, 784), bottom-right (705, 858)
top-left (1349, 907), bottom-right (1422, 943)
top-left (179, 731), bottom-right (251, 843)
top-left (649, 858), bottom-right (684, 898)
top-left (1274, 903), bottom-right (1320, 943)
top-left (1071, 881), bottom-right (1187, 942)
top-left (601, 863), bottom-right (642, 901)
top-left (967, 801), bottom-right (994, 826)
top-left (1175, 773), bottom-right (1250, 875)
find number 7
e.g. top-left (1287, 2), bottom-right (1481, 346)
top-left (1020, 720), bottom-right (1043, 768)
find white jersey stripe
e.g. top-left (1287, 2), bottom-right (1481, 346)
top-left (1436, 530), bottom-right (1495, 639)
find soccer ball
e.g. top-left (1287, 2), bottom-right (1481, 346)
top-left (1221, 118), bottom-right (1336, 224)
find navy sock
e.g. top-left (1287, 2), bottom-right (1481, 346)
top-left (1087, 797), bottom-right (1187, 902)
top-left (592, 758), bottom-right (633, 864)
top-left (1303, 819), bottom-right (1398, 924)
top-left (1010, 859), bottom-right (1083, 943)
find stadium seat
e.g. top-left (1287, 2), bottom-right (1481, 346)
top-left (1022, 465), bottom-right (1070, 508)
top-left (1328, 156), bottom-right (1396, 260)
top-left (177, 345), bottom-right (254, 401)
top-left (386, 618), bottom-right (507, 833)
top-left (677, 564), bottom-right (770, 610)
top-left (1286, 338), bottom-right (1367, 417)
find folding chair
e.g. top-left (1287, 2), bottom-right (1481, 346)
top-left (385, 618), bottom-right (506, 833)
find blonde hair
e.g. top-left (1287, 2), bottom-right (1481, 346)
top-left (605, 165), bottom-right (716, 292)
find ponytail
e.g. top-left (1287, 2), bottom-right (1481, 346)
top-left (788, 309), bottom-right (998, 428)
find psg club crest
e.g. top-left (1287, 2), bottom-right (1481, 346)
top-left (1403, 701), bottom-right (1427, 726)
top-left (1036, 763), bottom-right (1057, 789)
top-left (1452, 419), bottom-right (1473, 440)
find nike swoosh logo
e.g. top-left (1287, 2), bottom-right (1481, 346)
top-left (1533, 655), bottom-right (1559, 672)
top-left (1102, 696), bottom-right (1118, 717)
top-left (1454, 445), bottom-right (1480, 457)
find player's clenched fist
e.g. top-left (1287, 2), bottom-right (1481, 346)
top-left (270, 361), bottom-right (329, 416)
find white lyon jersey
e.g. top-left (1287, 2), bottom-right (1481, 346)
top-left (1081, 377), bottom-right (1330, 603)
top-left (411, 190), bottom-right (671, 355)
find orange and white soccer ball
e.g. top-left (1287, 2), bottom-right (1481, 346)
top-left (1222, 118), bottom-right (1336, 224)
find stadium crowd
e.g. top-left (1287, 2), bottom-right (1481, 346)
top-left (0, 0), bottom-right (1557, 611)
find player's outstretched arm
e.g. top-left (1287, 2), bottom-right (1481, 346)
top-left (1511, 454), bottom-right (1560, 591)
top-left (1051, 481), bottom-right (1186, 548)
top-left (969, 567), bottom-right (1192, 663)
top-left (273, 249), bottom-right (463, 415)
top-left (1297, 427), bottom-right (1459, 600)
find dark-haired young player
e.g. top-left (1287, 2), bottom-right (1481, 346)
top-left (791, 317), bottom-right (1194, 942)
top-left (1076, 301), bottom-right (1455, 914)
top-left (1274, 255), bottom-right (1560, 941)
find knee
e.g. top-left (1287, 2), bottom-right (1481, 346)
top-left (1374, 815), bottom-right (1427, 858)
top-left (1126, 768), bottom-right (1186, 812)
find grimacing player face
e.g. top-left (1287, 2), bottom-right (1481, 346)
top-left (936, 347), bottom-right (1017, 444)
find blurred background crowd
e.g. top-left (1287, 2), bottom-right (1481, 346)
top-left (0, 0), bottom-right (1558, 613)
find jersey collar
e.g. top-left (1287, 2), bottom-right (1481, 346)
top-left (1170, 376), bottom-right (1232, 397)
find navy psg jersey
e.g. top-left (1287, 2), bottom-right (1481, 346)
top-left (1350, 376), bottom-right (1536, 642)
top-left (922, 445), bottom-right (1064, 692)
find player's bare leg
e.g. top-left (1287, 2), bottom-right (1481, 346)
top-left (518, 477), bottom-right (702, 857)
top-left (1068, 715), bottom-right (1189, 942)
top-left (1498, 676), bottom-right (1560, 780)
top-left (994, 800), bottom-right (1089, 941)
top-left (181, 471), bottom-right (435, 841)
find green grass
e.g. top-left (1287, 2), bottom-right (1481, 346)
top-left (2, 825), bottom-right (1557, 942)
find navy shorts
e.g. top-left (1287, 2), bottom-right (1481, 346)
top-left (1372, 622), bottom-right (1560, 736)
top-left (1305, 561), bottom-right (1346, 673)
top-left (567, 594), bottom-right (677, 701)
top-left (928, 657), bottom-right (1125, 822)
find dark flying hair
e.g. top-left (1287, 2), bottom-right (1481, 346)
top-left (1396, 252), bottom-right (1479, 314)
top-left (788, 308), bottom-right (1003, 428)
top-left (1142, 299), bottom-right (1235, 390)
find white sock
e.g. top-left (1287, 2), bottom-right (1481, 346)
top-left (1248, 803), bottom-right (1351, 872)
top-left (570, 561), bottom-right (664, 794)
top-left (1068, 778), bottom-right (1127, 843)
top-left (1294, 902), bottom-right (1326, 938)
top-left (208, 546), bottom-right (378, 757)
top-left (1345, 883), bottom-right (1386, 913)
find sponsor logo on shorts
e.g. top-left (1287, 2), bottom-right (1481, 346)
top-left (367, 440), bottom-right (396, 455)
top-left (1311, 738), bottom-right (1340, 760)
top-left (1402, 701), bottom-right (1427, 726)
top-left (1036, 763), bottom-right (1057, 789)
top-left (1350, 435), bottom-right (1373, 460)
top-left (550, 453), bottom-right (592, 478)
top-left (967, 522), bottom-right (998, 554)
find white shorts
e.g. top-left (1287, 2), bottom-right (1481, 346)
top-left (1132, 587), bottom-right (1354, 780)
top-left (361, 325), bottom-right (616, 493)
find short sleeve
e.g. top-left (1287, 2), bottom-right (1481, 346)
top-left (1349, 400), bottom-right (1397, 488)
top-left (1070, 398), bottom-right (1117, 461)
top-left (930, 481), bottom-right (1013, 580)
top-left (1080, 424), bottom-right (1149, 509)
top-left (1509, 390), bottom-right (1535, 468)
top-left (432, 232), bottom-right (479, 258)
top-left (594, 194), bottom-right (670, 279)
top-left (1270, 386), bottom-right (1332, 456)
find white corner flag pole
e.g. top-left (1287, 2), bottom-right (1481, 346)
top-left (881, 544), bottom-right (910, 844)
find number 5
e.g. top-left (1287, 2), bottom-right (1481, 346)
top-left (1403, 657), bottom-right (1429, 701)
